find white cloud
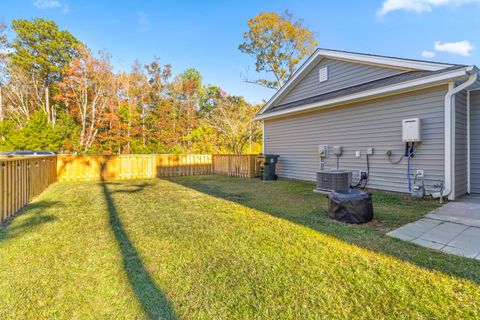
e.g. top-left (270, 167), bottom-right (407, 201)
top-left (377, 0), bottom-right (480, 16)
top-left (136, 11), bottom-right (149, 32)
top-left (421, 50), bottom-right (436, 58)
top-left (33, 0), bottom-right (69, 13)
top-left (434, 40), bottom-right (474, 56)
top-left (33, 0), bottom-right (61, 9)
top-left (137, 11), bottom-right (148, 25)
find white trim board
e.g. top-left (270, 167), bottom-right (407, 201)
top-left (314, 49), bottom-right (453, 71)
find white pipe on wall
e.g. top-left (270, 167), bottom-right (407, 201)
top-left (432, 68), bottom-right (477, 200)
top-left (262, 121), bottom-right (265, 154)
top-left (467, 90), bottom-right (471, 194)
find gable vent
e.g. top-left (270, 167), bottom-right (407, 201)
top-left (319, 66), bottom-right (328, 83)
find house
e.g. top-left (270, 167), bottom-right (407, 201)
top-left (254, 48), bottom-right (480, 200)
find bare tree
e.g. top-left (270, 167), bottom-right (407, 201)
top-left (2, 66), bottom-right (36, 125)
top-left (0, 22), bottom-right (8, 121)
top-left (204, 94), bottom-right (261, 154)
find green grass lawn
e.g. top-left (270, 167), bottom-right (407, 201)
top-left (0, 176), bottom-right (479, 319)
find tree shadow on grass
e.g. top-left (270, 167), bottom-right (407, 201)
top-left (107, 182), bottom-right (155, 194)
top-left (100, 180), bottom-right (177, 320)
top-left (167, 176), bottom-right (480, 285)
top-left (0, 200), bottom-right (59, 242)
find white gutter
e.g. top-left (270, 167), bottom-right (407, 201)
top-left (467, 90), bottom-right (471, 194)
top-left (432, 67), bottom-right (477, 200)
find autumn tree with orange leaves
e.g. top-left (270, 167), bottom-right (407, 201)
top-left (0, 17), bottom-right (265, 154)
top-left (239, 11), bottom-right (317, 89)
top-left (57, 47), bottom-right (115, 152)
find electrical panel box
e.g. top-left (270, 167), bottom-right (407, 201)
top-left (333, 145), bottom-right (342, 156)
top-left (318, 145), bottom-right (328, 157)
top-left (367, 147), bottom-right (374, 155)
top-left (402, 118), bottom-right (422, 142)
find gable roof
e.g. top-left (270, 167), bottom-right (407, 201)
top-left (256, 48), bottom-right (467, 120)
top-left (264, 67), bottom-right (462, 114)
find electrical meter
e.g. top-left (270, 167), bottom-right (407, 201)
top-left (318, 145), bottom-right (328, 157)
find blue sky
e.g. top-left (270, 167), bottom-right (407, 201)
top-left (2, 0), bottom-right (480, 103)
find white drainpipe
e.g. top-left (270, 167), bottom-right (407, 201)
top-left (432, 67), bottom-right (477, 200)
top-left (262, 121), bottom-right (265, 154)
top-left (467, 90), bottom-right (471, 194)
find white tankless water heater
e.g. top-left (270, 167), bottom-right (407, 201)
top-left (402, 118), bottom-right (422, 142)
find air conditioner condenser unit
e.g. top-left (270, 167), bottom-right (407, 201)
top-left (316, 170), bottom-right (352, 192)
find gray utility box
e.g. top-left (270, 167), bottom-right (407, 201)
top-left (316, 170), bottom-right (352, 192)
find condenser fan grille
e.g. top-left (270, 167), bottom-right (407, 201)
top-left (316, 171), bottom-right (352, 192)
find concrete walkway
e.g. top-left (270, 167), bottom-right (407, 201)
top-left (388, 196), bottom-right (480, 260)
top-left (425, 196), bottom-right (480, 227)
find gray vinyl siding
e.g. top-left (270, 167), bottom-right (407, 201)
top-left (277, 58), bottom-right (407, 105)
top-left (455, 90), bottom-right (468, 197)
top-left (264, 85), bottom-right (448, 194)
top-left (470, 90), bottom-right (480, 193)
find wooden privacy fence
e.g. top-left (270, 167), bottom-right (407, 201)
top-left (212, 154), bottom-right (260, 179)
top-left (0, 156), bottom-right (57, 223)
top-left (0, 153), bottom-right (260, 223)
top-left (57, 154), bottom-right (212, 181)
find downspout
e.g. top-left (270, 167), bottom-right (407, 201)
top-left (432, 67), bottom-right (477, 200)
top-left (262, 121), bottom-right (265, 154)
top-left (467, 90), bottom-right (471, 194)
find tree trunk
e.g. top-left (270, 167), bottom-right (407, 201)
top-left (142, 107), bottom-right (146, 147)
top-left (0, 85), bottom-right (3, 121)
top-left (126, 108), bottom-right (131, 154)
top-left (45, 87), bottom-right (51, 125)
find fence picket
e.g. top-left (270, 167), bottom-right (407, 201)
top-left (212, 154), bottom-right (259, 179)
top-left (56, 154), bottom-right (213, 182)
top-left (0, 155), bottom-right (57, 224)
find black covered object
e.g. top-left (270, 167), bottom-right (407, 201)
top-left (327, 189), bottom-right (374, 224)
